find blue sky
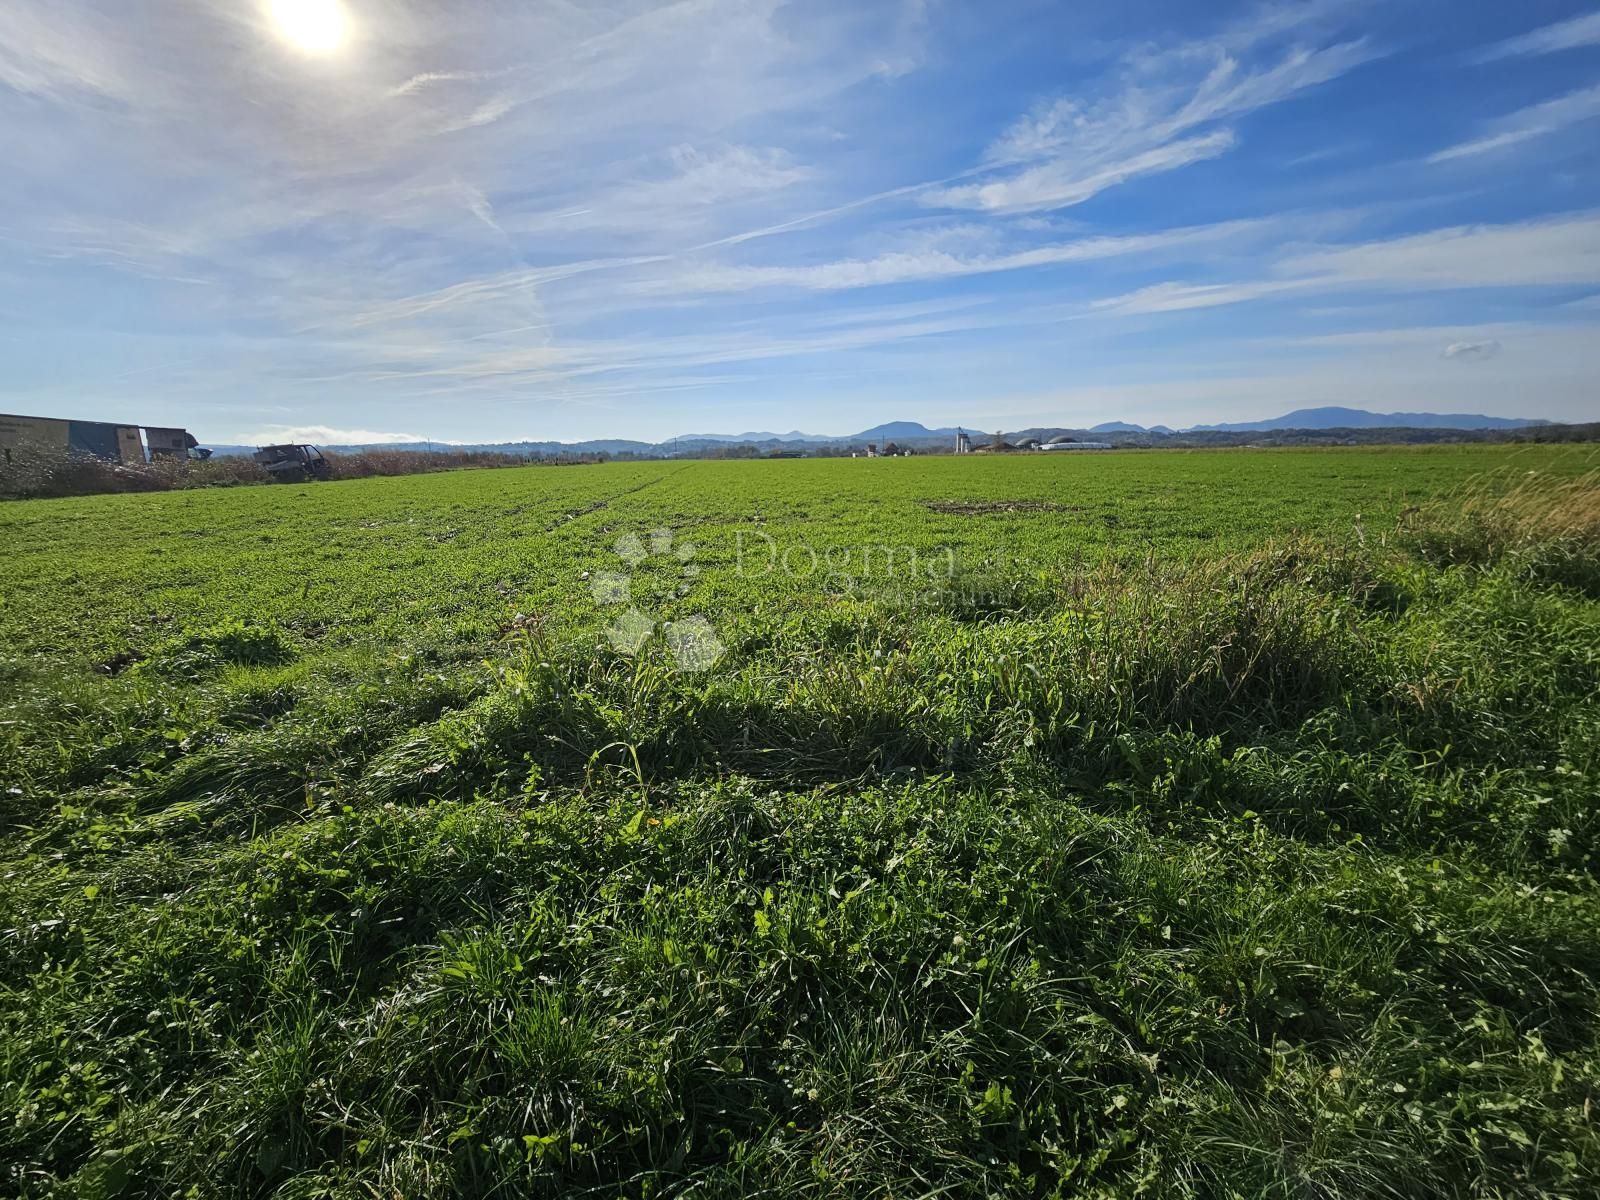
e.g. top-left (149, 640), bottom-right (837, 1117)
top-left (1, 0), bottom-right (1598, 444)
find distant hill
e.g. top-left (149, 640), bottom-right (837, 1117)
top-left (1080, 423), bottom-right (1180, 435)
top-left (677, 430), bottom-right (828, 443)
top-left (207, 439), bottom-right (656, 458)
top-left (1191, 407), bottom-right (1549, 432)
top-left (199, 409), bottom-right (1561, 459)
top-left (847, 421), bottom-right (975, 443)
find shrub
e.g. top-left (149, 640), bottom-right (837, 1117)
top-left (1, 448), bottom-right (541, 500)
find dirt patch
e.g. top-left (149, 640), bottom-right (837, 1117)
top-left (100, 649), bottom-right (144, 676)
top-left (923, 500), bottom-right (1080, 516)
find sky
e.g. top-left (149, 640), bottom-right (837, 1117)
top-left (1, 0), bottom-right (1598, 445)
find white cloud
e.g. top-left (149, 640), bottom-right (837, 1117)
top-left (1429, 84), bottom-right (1600, 162)
top-left (634, 218), bottom-right (1269, 294)
top-left (1091, 279), bottom-right (1300, 315)
top-left (1442, 339), bottom-right (1502, 361)
top-left (307, 257), bottom-right (669, 335)
top-left (0, 0), bottom-right (899, 278)
top-left (1266, 321), bottom-right (1524, 351)
top-left (0, 4), bottom-right (135, 99)
top-left (655, 145), bottom-right (812, 205)
top-left (1278, 212), bottom-right (1600, 288)
top-left (1471, 11), bottom-right (1600, 62)
top-left (931, 132), bottom-right (1238, 215)
top-left (235, 425), bottom-right (433, 445)
top-left (1092, 212), bottom-right (1600, 315)
top-left (504, 145), bottom-right (812, 239)
top-left (307, 314), bottom-right (1001, 396)
top-left (926, 34), bottom-right (1373, 214)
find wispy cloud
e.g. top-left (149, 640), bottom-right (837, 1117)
top-left (0, 4), bottom-right (135, 99)
top-left (1471, 11), bottom-right (1600, 62)
top-left (1429, 84), bottom-right (1600, 162)
top-left (1092, 279), bottom-right (1300, 315)
top-left (503, 145), bottom-right (813, 240)
top-left (1094, 212), bottom-right (1600, 314)
top-left (925, 32), bottom-right (1374, 214)
top-left (1277, 212), bottom-right (1600, 288)
top-left (635, 218), bottom-right (1270, 294)
top-left (931, 132), bottom-right (1239, 216)
top-left (308, 307), bottom-right (1018, 394)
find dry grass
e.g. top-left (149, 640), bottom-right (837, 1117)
top-left (1408, 468), bottom-right (1600, 556)
top-left (1405, 468), bottom-right (1600, 595)
top-left (0, 453), bottom-right (270, 499)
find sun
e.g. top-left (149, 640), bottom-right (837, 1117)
top-left (267, 0), bottom-right (352, 56)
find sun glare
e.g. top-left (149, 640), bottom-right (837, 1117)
top-left (267, 0), bottom-right (352, 56)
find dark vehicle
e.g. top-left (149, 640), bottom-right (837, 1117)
top-left (253, 443), bottom-right (331, 482)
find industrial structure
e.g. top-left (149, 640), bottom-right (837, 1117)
top-left (0, 413), bottom-right (201, 466)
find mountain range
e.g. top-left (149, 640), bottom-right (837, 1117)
top-left (672, 421), bottom-right (977, 445)
top-left (1187, 406), bottom-right (1548, 432)
top-left (206, 408), bottom-right (1553, 458)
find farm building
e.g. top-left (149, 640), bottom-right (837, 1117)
top-left (0, 413), bottom-right (199, 466)
top-left (973, 431), bottom-right (1016, 453)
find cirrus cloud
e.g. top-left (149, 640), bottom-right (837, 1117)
top-left (1471, 11), bottom-right (1600, 63)
top-left (925, 33), bottom-right (1375, 215)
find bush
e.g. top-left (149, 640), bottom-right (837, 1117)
top-left (321, 448), bottom-right (531, 480)
top-left (0, 451), bottom-right (269, 499)
top-left (1, 448), bottom-right (539, 499)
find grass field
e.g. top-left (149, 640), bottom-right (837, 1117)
top-left (3, 445), bottom-right (1599, 1197)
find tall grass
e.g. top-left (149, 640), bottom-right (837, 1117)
top-left (1407, 467), bottom-right (1600, 595)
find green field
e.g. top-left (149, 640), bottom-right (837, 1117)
top-left (3, 445), bottom-right (1599, 1197)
